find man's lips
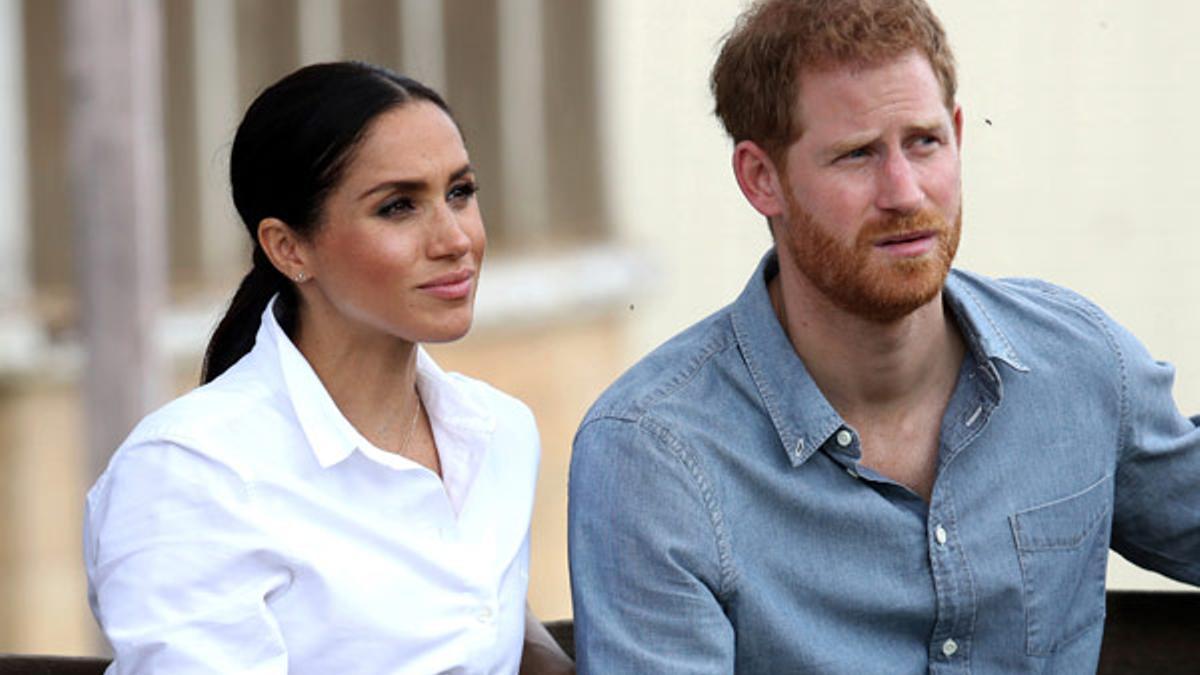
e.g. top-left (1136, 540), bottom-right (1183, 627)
top-left (418, 269), bottom-right (475, 300)
top-left (873, 230), bottom-right (939, 256)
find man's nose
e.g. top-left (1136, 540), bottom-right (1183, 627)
top-left (875, 154), bottom-right (924, 214)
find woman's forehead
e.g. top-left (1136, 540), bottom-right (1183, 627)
top-left (343, 102), bottom-right (468, 186)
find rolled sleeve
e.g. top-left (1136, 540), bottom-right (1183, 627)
top-left (568, 415), bottom-right (735, 674)
top-left (85, 440), bottom-right (291, 674)
top-left (1109, 320), bottom-right (1200, 584)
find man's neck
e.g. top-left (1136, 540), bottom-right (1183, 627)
top-left (768, 267), bottom-right (965, 423)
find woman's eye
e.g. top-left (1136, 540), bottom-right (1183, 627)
top-left (377, 197), bottom-right (415, 218)
top-left (448, 181), bottom-right (479, 203)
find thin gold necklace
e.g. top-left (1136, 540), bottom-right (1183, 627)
top-left (377, 389), bottom-right (422, 456)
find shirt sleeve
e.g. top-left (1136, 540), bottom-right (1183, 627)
top-left (568, 415), bottom-right (735, 674)
top-left (1109, 320), bottom-right (1200, 585)
top-left (84, 439), bottom-right (291, 674)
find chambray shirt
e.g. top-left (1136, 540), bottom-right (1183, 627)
top-left (569, 251), bottom-right (1200, 674)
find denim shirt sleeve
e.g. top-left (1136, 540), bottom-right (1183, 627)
top-left (569, 415), bottom-right (735, 674)
top-left (1106, 313), bottom-right (1200, 583)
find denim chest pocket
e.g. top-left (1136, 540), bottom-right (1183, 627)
top-left (1009, 474), bottom-right (1112, 656)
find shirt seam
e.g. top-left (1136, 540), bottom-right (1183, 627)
top-left (1025, 283), bottom-right (1130, 462)
top-left (634, 413), bottom-right (738, 604)
top-left (583, 326), bottom-right (736, 424)
top-left (130, 431), bottom-right (256, 486)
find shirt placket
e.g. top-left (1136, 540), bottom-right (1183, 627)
top-left (926, 492), bottom-right (974, 674)
top-left (926, 360), bottom-right (999, 674)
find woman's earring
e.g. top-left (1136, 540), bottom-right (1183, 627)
top-left (294, 272), bottom-right (307, 283)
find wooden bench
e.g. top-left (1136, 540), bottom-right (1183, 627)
top-left (4, 595), bottom-right (1197, 673)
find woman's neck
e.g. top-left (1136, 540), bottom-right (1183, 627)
top-left (292, 300), bottom-right (423, 455)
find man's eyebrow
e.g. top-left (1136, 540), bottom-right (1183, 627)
top-left (357, 163), bottom-right (474, 200)
top-left (904, 120), bottom-right (948, 137)
top-left (823, 132), bottom-right (878, 160)
top-left (823, 120), bottom-right (949, 159)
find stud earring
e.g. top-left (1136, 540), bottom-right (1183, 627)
top-left (294, 272), bottom-right (306, 283)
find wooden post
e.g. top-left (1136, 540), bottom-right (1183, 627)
top-left (0, 0), bottom-right (29, 313)
top-left (64, 0), bottom-right (168, 481)
top-left (398, 0), bottom-right (446, 90)
top-left (497, 0), bottom-right (550, 242)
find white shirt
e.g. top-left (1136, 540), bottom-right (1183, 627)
top-left (85, 301), bottom-right (541, 674)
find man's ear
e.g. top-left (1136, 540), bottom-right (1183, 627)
top-left (257, 217), bottom-right (311, 283)
top-left (953, 104), bottom-right (964, 149)
top-left (732, 140), bottom-right (788, 219)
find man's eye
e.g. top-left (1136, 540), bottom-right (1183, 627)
top-left (839, 148), bottom-right (870, 162)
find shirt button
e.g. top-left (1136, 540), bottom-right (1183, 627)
top-left (476, 606), bottom-right (494, 624)
top-left (942, 638), bottom-right (958, 657)
top-left (934, 525), bottom-right (948, 545)
top-left (835, 429), bottom-right (853, 447)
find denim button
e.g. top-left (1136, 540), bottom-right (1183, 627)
top-left (934, 525), bottom-right (948, 545)
top-left (835, 429), bottom-right (853, 447)
top-left (942, 639), bottom-right (958, 657)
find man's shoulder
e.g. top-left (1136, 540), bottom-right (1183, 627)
top-left (952, 269), bottom-right (1113, 325)
top-left (581, 304), bottom-right (740, 429)
top-left (948, 268), bottom-right (1128, 363)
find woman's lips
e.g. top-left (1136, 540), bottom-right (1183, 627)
top-left (874, 230), bottom-right (938, 257)
top-left (418, 269), bottom-right (474, 300)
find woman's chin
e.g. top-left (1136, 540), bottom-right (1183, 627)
top-left (414, 315), bottom-right (475, 345)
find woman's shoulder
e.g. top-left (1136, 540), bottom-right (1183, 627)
top-left (113, 362), bottom-right (290, 479)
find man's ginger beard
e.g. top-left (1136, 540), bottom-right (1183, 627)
top-left (779, 190), bottom-right (961, 324)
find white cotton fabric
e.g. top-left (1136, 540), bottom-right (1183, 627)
top-left (85, 299), bottom-right (540, 674)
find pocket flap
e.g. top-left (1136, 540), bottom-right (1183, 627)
top-left (1011, 475), bottom-right (1112, 551)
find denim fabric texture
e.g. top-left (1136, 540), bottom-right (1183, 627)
top-left (568, 250), bottom-right (1200, 674)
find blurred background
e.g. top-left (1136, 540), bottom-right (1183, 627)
top-left (1, 0), bottom-right (1197, 656)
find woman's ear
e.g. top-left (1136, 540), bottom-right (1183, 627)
top-left (732, 140), bottom-right (788, 219)
top-left (257, 217), bottom-right (311, 283)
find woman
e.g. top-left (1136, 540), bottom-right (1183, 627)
top-left (84, 62), bottom-right (573, 674)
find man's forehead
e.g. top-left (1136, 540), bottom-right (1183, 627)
top-left (791, 51), bottom-right (949, 130)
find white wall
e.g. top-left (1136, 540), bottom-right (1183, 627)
top-left (597, 0), bottom-right (771, 355)
top-left (599, 0), bottom-right (1197, 591)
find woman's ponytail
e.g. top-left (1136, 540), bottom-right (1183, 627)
top-left (200, 248), bottom-right (295, 384)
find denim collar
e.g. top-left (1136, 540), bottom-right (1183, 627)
top-left (730, 249), bottom-right (1029, 467)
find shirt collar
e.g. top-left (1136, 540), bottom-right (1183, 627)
top-left (943, 270), bottom-right (1029, 374)
top-left (258, 298), bottom-right (496, 471)
top-left (730, 249), bottom-right (1028, 468)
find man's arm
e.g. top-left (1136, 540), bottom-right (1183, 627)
top-left (568, 416), bottom-right (735, 674)
top-left (1109, 319), bottom-right (1200, 584)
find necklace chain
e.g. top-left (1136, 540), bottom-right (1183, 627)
top-left (376, 389), bottom-right (422, 456)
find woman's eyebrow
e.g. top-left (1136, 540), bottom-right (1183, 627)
top-left (358, 164), bottom-right (474, 201)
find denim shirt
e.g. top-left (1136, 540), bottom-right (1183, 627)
top-left (568, 250), bottom-right (1200, 674)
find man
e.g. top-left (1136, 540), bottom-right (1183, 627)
top-left (568, 0), bottom-right (1200, 673)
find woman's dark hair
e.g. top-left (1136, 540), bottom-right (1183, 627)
top-left (201, 62), bottom-right (454, 384)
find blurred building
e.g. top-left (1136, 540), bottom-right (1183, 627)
top-left (0, 0), bottom-right (1196, 657)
